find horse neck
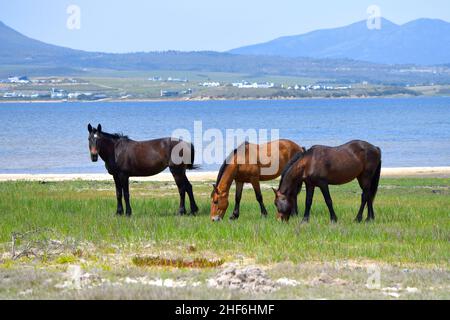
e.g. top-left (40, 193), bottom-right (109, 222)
top-left (280, 162), bottom-right (303, 197)
top-left (217, 164), bottom-right (238, 194)
top-left (98, 136), bottom-right (116, 163)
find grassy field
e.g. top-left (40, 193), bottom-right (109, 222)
top-left (1, 69), bottom-right (430, 101)
top-left (0, 178), bottom-right (449, 299)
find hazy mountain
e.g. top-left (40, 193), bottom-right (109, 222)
top-left (0, 21), bottom-right (93, 65)
top-left (229, 18), bottom-right (450, 65)
top-left (1, 20), bottom-right (449, 85)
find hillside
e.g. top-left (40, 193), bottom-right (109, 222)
top-left (1, 21), bottom-right (450, 85)
top-left (230, 18), bottom-right (450, 65)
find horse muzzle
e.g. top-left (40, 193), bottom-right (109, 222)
top-left (90, 153), bottom-right (98, 162)
top-left (277, 212), bottom-right (290, 222)
top-left (90, 147), bottom-right (99, 162)
top-left (211, 215), bottom-right (222, 222)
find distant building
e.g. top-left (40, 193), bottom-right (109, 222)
top-left (3, 92), bottom-right (18, 98)
top-left (160, 90), bottom-right (179, 97)
top-left (51, 88), bottom-right (67, 99)
top-left (231, 81), bottom-right (275, 89)
top-left (8, 76), bottom-right (30, 84)
top-left (199, 82), bottom-right (221, 87)
top-left (166, 77), bottom-right (188, 83)
top-left (68, 92), bottom-right (82, 99)
top-left (160, 89), bottom-right (192, 97)
top-left (335, 85), bottom-right (352, 90)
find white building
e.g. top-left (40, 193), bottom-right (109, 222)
top-left (232, 81), bottom-right (274, 89)
top-left (200, 82), bottom-right (221, 87)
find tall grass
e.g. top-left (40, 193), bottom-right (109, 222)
top-left (0, 178), bottom-right (448, 266)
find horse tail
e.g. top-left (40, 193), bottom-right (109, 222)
top-left (370, 159), bottom-right (381, 201)
top-left (187, 143), bottom-right (199, 170)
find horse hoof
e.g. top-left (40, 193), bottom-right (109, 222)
top-left (365, 218), bottom-right (374, 223)
top-left (331, 219), bottom-right (338, 224)
top-left (191, 206), bottom-right (199, 214)
top-left (116, 211), bottom-right (124, 216)
top-left (178, 209), bottom-right (186, 216)
top-left (301, 218), bottom-right (309, 224)
top-left (229, 215), bottom-right (239, 220)
top-left (355, 217), bottom-right (363, 223)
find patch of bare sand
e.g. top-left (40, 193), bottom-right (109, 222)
top-left (1, 167), bottom-right (449, 182)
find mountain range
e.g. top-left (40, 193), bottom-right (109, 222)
top-left (0, 19), bottom-right (449, 85)
top-left (230, 18), bottom-right (450, 65)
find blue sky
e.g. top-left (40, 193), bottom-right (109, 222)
top-left (1, 0), bottom-right (449, 52)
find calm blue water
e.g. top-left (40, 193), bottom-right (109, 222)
top-left (0, 97), bottom-right (449, 173)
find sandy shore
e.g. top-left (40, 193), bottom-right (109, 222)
top-left (0, 167), bottom-right (449, 182)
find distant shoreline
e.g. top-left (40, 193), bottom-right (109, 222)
top-left (0, 94), bottom-right (443, 104)
top-left (1, 167), bottom-right (450, 181)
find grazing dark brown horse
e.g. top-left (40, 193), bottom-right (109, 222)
top-left (274, 140), bottom-right (381, 222)
top-left (87, 124), bottom-right (199, 216)
top-left (210, 139), bottom-right (305, 221)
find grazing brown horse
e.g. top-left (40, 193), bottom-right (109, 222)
top-left (210, 139), bottom-right (305, 221)
top-left (87, 124), bottom-right (198, 216)
top-left (274, 140), bottom-right (381, 222)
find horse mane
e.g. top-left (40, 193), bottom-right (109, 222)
top-left (216, 141), bottom-right (249, 185)
top-left (279, 150), bottom-right (306, 187)
top-left (100, 131), bottom-right (129, 140)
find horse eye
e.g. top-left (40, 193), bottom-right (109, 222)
top-left (214, 201), bottom-right (218, 205)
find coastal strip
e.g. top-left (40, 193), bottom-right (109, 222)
top-left (1, 167), bottom-right (450, 182)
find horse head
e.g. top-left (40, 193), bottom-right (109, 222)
top-left (210, 184), bottom-right (229, 221)
top-left (87, 123), bottom-right (102, 162)
top-left (273, 188), bottom-right (292, 221)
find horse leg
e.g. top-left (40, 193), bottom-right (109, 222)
top-left (251, 180), bottom-right (268, 217)
top-left (319, 183), bottom-right (338, 223)
top-left (355, 191), bottom-right (369, 223)
top-left (292, 182), bottom-right (302, 216)
top-left (367, 164), bottom-right (381, 221)
top-left (170, 166), bottom-right (187, 215)
top-left (302, 183), bottom-right (314, 223)
top-left (183, 174), bottom-right (198, 215)
top-left (113, 174), bottom-right (124, 216)
top-left (119, 174), bottom-right (132, 216)
top-left (355, 175), bottom-right (370, 222)
top-left (367, 194), bottom-right (375, 222)
top-left (230, 181), bottom-right (244, 220)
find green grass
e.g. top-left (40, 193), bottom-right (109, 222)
top-left (0, 178), bottom-right (449, 266)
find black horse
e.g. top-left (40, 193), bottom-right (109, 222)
top-left (274, 140), bottom-right (381, 222)
top-left (87, 124), bottom-right (199, 216)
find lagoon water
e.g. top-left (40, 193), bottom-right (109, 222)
top-left (0, 97), bottom-right (449, 173)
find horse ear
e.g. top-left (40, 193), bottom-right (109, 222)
top-left (88, 124), bottom-right (93, 133)
top-left (97, 124), bottom-right (102, 132)
top-left (212, 184), bottom-right (219, 193)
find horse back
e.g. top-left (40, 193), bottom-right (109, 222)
top-left (114, 137), bottom-right (175, 176)
top-left (306, 140), bottom-right (380, 185)
top-left (235, 139), bottom-right (304, 181)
